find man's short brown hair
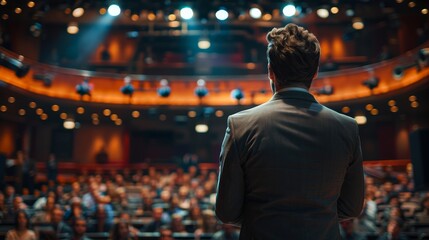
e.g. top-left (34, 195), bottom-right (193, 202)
top-left (266, 23), bottom-right (320, 88)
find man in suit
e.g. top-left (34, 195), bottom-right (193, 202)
top-left (215, 23), bottom-right (364, 239)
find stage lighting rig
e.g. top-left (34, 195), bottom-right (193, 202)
top-left (0, 53), bottom-right (30, 78)
top-left (362, 76), bottom-right (379, 90)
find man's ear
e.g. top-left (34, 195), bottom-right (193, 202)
top-left (268, 63), bottom-right (275, 82)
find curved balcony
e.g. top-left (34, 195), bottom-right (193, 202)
top-left (1, 43), bottom-right (428, 107)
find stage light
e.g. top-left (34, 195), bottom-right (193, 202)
top-left (352, 18), bottom-right (364, 30)
top-left (18, 109), bottom-right (26, 116)
top-left (195, 124), bottom-right (209, 133)
top-left (132, 111), bottom-right (140, 118)
top-left (76, 78), bottom-right (92, 96)
top-left (422, 9), bottom-right (428, 15)
top-left (103, 109), bottom-right (111, 116)
top-left (283, 4), bottom-right (296, 17)
top-left (51, 105), bottom-right (59, 112)
top-left (388, 100), bottom-right (396, 107)
top-left (215, 9), bottom-right (228, 21)
top-left (195, 79), bottom-right (208, 98)
top-left (346, 9), bottom-right (354, 17)
top-left (317, 8), bottom-right (329, 18)
top-left (72, 7), bottom-right (84, 18)
top-left (180, 7), bottom-right (193, 20)
top-left (67, 22), bottom-right (79, 34)
top-left (33, 73), bottom-right (52, 87)
top-left (370, 109), bottom-right (379, 115)
top-left (331, 7), bottom-right (339, 14)
top-left (198, 39), bottom-right (210, 49)
top-left (131, 14), bottom-right (139, 21)
top-left (108, 4), bottom-right (121, 17)
top-left (29, 102), bottom-right (36, 108)
top-left (262, 13), bottom-right (272, 21)
top-left (362, 77), bottom-right (379, 90)
top-left (408, 2), bottom-right (416, 8)
top-left (418, 48), bottom-right (429, 67)
top-left (168, 14), bottom-right (176, 21)
top-left (60, 113), bottom-right (67, 120)
top-left (249, 7), bottom-right (262, 19)
top-left (27, 1), bottom-right (35, 8)
top-left (0, 105), bottom-right (7, 112)
top-left (76, 107), bottom-right (85, 114)
top-left (215, 110), bottom-right (224, 117)
top-left (8, 97), bottom-right (15, 103)
top-left (63, 119), bottom-right (75, 129)
top-left (40, 113), bottom-right (48, 120)
top-left (158, 79), bottom-right (171, 97)
top-left (342, 106), bottom-right (350, 113)
top-left (99, 8), bottom-right (107, 15)
top-left (409, 95), bottom-right (417, 102)
top-left (147, 12), bottom-right (156, 21)
top-left (2, 14), bottom-right (8, 20)
top-left (0, 0), bottom-right (6, 6)
top-left (0, 53), bottom-right (30, 78)
top-left (121, 76), bottom-right (134, 96)
top-left (188, 111), bottom-right (197, 118)
top-left (354, 115), bottom-right (367, 125)
top-left (231, 88), bottom-right (244, 102)
top-left (15, 8), bottom-right (22, 14)
top-left (393, 62), bottom-right (418, 80)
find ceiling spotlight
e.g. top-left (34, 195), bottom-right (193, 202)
top-left (283, 4), bottom-right (296, 17)
top-left (362, 77), bottom-right (379, 90)
top-left (317, 8), bottom-right (329, 18)
top-left (67, 22), bottom-right (79, 34)
top-left (195, 124), bottom-right (209, 133)
top-left (330, 7), bottom-right (339, 14)
top-left (76, 77), bottom-right (92, 96)
top-left (215, 9), bottom-right (228, 21)
top-left (0, 53), bottom-right (30, 78)
top-left (249, 7), bottom-right (262, 19)
top-left (72, 7), bottom-right (84, 18)
top-left (27, 1), bottom-right (35, 8)
top-left (63, 119), bottom-right (76, 129)
top-left (108, 4), bottom-right (121, 17)
top-left (231, 88), bottom-right (244, 102)
top-left (158, 79), bottom-right (171, 97)
top-left (195, 79), bottom-right (208, 98)
top-left (354, 115), bottom-right (367, 125)
top-left (352, 18), bottom-right (364, 30)
top-left (121, 76), bottom-right (134, 96)
top-left (180, 7), bottom-right (193, 20)
top-left (422, 9), bottom-right (428, 15)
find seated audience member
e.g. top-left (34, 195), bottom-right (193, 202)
top-left (6, 210), bottom-right (37, 240)
top-left (194, 209), bottom-right (218, 236)
top-left (4, 196), bottom-right (27, 222)
top-left (118, 212), bottom-right (139, 236)
top-left (5, 185), bottom-right (16, 205)
top-left (32, 195), bottom-right (55, 223)
top-left (72, 217), bottom-right (92, 240)
top-left (416, 196), bottom-right (429, 224)
top-left (159, 225), bottom-right (173, 240)
top-left (212, 224), bottom-right (240, 240)
top-left (378, 218), bottom-right (409, 240)
top-left (33, 191), bottom-right (56, 210)
top-left (142, 207), bottom-right (168, 232)
top-left (89, 204), bottom-right (113, 232)
top-left (170, 213), bottom-right (187, 233)
top-left (110, 220), bottom-right (135, 240)
top-left (51, 206), bottom-right (73, 238)
top-left (64, 197), bottom-right (85, 225)
top-left (0, 192), bottom-right (6, 219)
top-left (339, 219), bottom-right (367, 240)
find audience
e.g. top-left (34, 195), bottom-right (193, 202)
top-left (6, 210), bottom-right (37, 240)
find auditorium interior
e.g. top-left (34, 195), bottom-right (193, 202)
top-left (0, 0), bottom-right (429, 239)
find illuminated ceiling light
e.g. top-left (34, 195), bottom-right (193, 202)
top-left (91, 113), bottom-right (98, 119)
top-left (115, 119), bottom-right (122, 125)
top-left (64, 8), bottom-right (71, 14)
top-left (215, 9), bottom-right (229, 21)
top-left (370, 109), bottom-right (379, 116)
top-left (411, 101), bottom-right (419, 108)
top-left (131, 14), bottom-right (139, 21)
top-left (365, 104), bottom-right (374, 111)
top-left (283, 4), bottom-right (296, 17)
top-left (0, 105), bottom-right (7, 112)
top-left (2, 14), bottom-right (8, 20)
top-left (388, 100), bottom-right (396, 107)
top-left (93, 119), bottom-right (99, 125)
top-left (168, 14), bottom-right (176, 21)
top-left (8, 96), bottom-right (15, 103)
top-left (168, 21), bottom-right (180, 27)
top-left (249, 7), bottom-right (262, 19)
top-left (40, 113), bottom-right (48, 120)
top-left (63, 119), bottom-right (75, 129)
top-left (341, 106), bottom-right (350, 113)
top-left (67, 22), bottom-right (79, 34)
top-left (345, 9), bottom-right (354, 17)
top-left (18, 109), bottom-right (26, 116)
top-left (36, 108), bottom-right (43, 115)
top-left (409, 95), bottom-right (417, 102)
top-left (198, 39), bottom-right (211, 49)
top-left (317, 8), bottom-right (329, 18)
top-left (76, 107), bottom-right (85, 114)
top-left (72, 7), bottom-right (84, 18)
top-left (195, 124), bottom-right (209, 133)
top-left (159, 114), bottom-right (167, 121)
top-left (396, 0), bottom-right (403, 3)
top-left (422, 9), bottom-right (428, 15)
top-left (180, 7), bottom-right (193, 20)
top-left (330, 7), bottom-right (339, 14)
top-left (103, 109), bottom-right (111, 116)
top-left (110, 114), bottom-right (118, 121)
top-left (354, 115), bottom-right (367, 125)
top-left (262, 13), bottom-right (272, 21)
top-left (0, 0), bottom-right (6, 6)
top-left (247, 63), bottom-right (256, 69)
top-left (132, 111), bottom-right (140, 118)
top-left (147, 12), bottom-right (156, 21)
top-left (15, 8), bottom-right (22, 14)
top-left (99, 8), bottom-right (107, 15)
top-left (29, 101), bottom-right (36, 108)
top-left (60, 113), bottom-right (67, 120)
top-left (108, 4), bottom-right (121, 17)
top-left (215, 110), bottom-right (224, 117)
top-left (188, 111), bottom-right (197, 118)
top-left (51, 105), bottom-right (59, 112)
top-left (390, 106), bottom-right (399, 112)
top-left (27, 1), bottom-right (35, 8)
top-left (352, 18), bottom-right (364, 30)
top-left (408, 2), bottom-right (416, 8)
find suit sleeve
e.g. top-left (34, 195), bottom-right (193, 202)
top-left (337, 123), bottom-right (365, 221)
top-left (215, 116), bottom-right (245, 226)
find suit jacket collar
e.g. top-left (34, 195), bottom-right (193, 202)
top-left (271, 90), bottom-right (318, 103)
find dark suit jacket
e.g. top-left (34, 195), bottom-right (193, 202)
top-left (216, 90), bottom-right (364, 240)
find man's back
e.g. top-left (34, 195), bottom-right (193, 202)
top-left (216, 90), bottom-right (364, 239)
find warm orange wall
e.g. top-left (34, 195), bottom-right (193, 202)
top-left (91, 31), bottom-right (137, 62)
top-left (73, 125), bottom-right (124, 163)
top-left (0, 121), bottom-right (17, 156)
top-left (7, 19), bottom-right (41, 60)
